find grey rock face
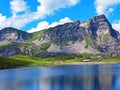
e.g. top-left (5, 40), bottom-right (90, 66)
top-left (0, 48), bottom-right (20, 57)
top-left (80, 14), bottom-right (119, 41)
top-left (0, 27), bottom-right (32, 43)
top-left (42, 21), bottom-right (86, 45)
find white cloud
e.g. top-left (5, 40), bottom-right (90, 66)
top-left (108, 8), bottom-right (114, 13)
top-left (10, 0), bottom-right (28, 15)
top-left (37, 0), bottom-right (79, 16)
top-left (0, 0), bottom-right (79, 30)
top-left (50, 17), bottom-right (73, 27)
top-left (94, 0), bottom-right (120, 15)
top-left (28, 17), bottom-right (73, 33)
top-left (0, 14), bottom-right (7, 29)
top-left (112, 20), bottom-right (120, 33)
top-left (0, 14), bottom-right (6, 24)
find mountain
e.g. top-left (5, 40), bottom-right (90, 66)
top-left (0, 27), bottom-right (32, 43)
top-left (0, 14), bottom-right (120, 58)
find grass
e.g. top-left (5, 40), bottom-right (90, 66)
top-left (102, 35), bottom-right (110, 43)
top-left (12, 55), bottom-right (54, 66)
top-left (0, 42), bottom-right (9, 46)
top-left (40, 42), bottom-right (51, 51)
top-left (64, 57), bottom-right (120, 63)
top-left (0, 55), bottom-right (74, 69)
top-left (0, 56), bottom-right (32, 69)
top-left (0, 55), bottom-right (52, 69)
top-left (0, 55), bottom-right (120, 69)
top-left (100, 57), bottom-right (120, 62)
top-left (65, 58), bottom-right (82, 63)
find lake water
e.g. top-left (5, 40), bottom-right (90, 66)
top-left (0, 64), bottom-right (120, 90)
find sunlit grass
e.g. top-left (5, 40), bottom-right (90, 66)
top-left (101, 57), bottom-right (120, 62)
top-left (0, 55), bottom-right (120, 69)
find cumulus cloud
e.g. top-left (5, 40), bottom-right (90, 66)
top-left (112, 20), bottom-right (120, 33)
top-left (10, 0), bottom-right (28, 14)
top-left (0, 0), bottom-right (79, 30)
top-left (94, 0), bottom-right (120, 15)
top-left (37, 0), bottom-right (79, 16)
top-left (0, 14), bottom-right (7, 29)
top-left (28, 17), bottom-right (72, 33)
top-left (0, 14), bottom-right (6, 24)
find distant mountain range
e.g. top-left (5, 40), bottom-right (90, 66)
top-left (0, 14), bottom-right (120, 58)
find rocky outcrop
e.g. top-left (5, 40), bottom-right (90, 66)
top-left (80, 14), bottom-right (119, 42)
top-left (0, 27), bottom-right (32, 43)
top-left (40, 21), bottom-right (86, 44)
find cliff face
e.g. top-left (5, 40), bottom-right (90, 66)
top-left (79, 15), bottom-right (120, 56)
top-left (80, 14), bottom-right (119, 42)
top-left (0, 14), bottom-right (120, 57)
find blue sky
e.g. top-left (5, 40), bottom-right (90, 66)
top-left (0, 0), bottom-right (120, 33)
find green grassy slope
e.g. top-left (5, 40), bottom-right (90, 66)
top-left (0, 55), bottom-right (120, 69)
top-left (0, 55), bottom-right (74, 69)
top-left (101, 57), bottom-right (120, 62)
top-left (0, 56), bottom-right (32, 69)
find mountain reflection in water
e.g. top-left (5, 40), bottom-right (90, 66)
top-left (0, 64), bottom-right (120, 90)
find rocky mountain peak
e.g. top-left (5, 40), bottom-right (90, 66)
top-left (89, 14), bottom-right (110, 28)
top-left (81, 14), bottom-right (110, 29)
top-left (80, 14), bottom-right (119, 41)
top-left (0, 27), bottom-right (32, 43)
top-left (91, 14), bottom-right (106, 21)
top-left (1, 27), bottom-right (19, 31)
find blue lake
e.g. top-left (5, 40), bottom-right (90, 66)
top-left (0, 64), bottom-right (120, 90)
